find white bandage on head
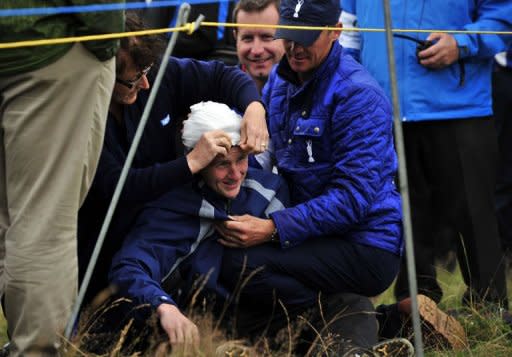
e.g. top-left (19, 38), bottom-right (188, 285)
top-left (182, 101), bottom-right (242, 150)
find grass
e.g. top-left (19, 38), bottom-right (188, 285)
top-left (1, 263), bottom-right (512, 356)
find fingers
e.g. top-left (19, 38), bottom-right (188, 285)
top-left (189, 324), bottom-right (200, 347)
top-left (240, 102), bottom-right (269, 154)
top-left (204, 130), bottom-right (232, 152)
top-left (170, 325), bottom-right (184, 345)
top-left (158, 304), bottom-right (200, 349)
top-left (219, 220), bottom-right (246, 235)
top-left (186, 131), bottom-right (232, 173)
top-left (240, 132), bottom-right (269, 154)
top-left (216, 225), bottom-right (242, 244)
top-left (419, 52), bottom-right (444, 68)
top-left (426, 32), bottom-right (443, 42)
top-left (169, 322), bottom-right (199, 347)
top-left (218, 237), bottom-right (243, 248)
top-left (418, 33), bottom-right (458, 68)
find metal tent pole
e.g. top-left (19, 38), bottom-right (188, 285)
top-left (381, 0), bottom-right (424, 355)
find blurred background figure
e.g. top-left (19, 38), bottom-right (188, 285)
top-left (131, 0), bottom-right (239, 63)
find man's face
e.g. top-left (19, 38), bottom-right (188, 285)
top-left (201, 147), bottom-right (248, 199)
top-left (235, 5), bottom-right (284, 83)
top-left (284, 28), bottom-right (339, 80)
top-left (112, 50), bottom-right (151, 105)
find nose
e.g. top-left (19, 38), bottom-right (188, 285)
top-left (228, 165), bottom-right (243, 181)
top-left (138, 74), bottom-right (150, 90)
top-left (251, 38), bottom-right (265, 56)
top-left (286, 40), bottom-right (303, 53)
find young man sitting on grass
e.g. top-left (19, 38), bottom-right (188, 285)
top-left (103, 101), bottom-right (414, 357)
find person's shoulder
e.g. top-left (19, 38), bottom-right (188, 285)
top-left (245, 168), bottom-right (285, 190)
top-left (331, 52), bottom-right (391, 114)
top-left (145, 180), bottom-right (200, 210)
top-left (336, 51), bottom-right (383, 91)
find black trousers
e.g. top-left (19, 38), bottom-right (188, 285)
top-left (221, 238), bottom-right (400, 308)
top-left (232, 292), bottom-right (378, 353)
top-left (493, 69), bottom-right (512, 251)
top-left (394, 117), bottom-right (507, 306)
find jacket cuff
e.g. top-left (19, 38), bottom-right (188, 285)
top-left (150, 294), bottom-right (177, 309)
top-left (453, 34), bottom-right (476, 59)
top-left (270, 210), bottom-right (307, 249)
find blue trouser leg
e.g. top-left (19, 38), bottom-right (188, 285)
top-left (220, 237), bottom-right (400, 308)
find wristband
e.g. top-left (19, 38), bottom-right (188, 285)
top-left (269, 227), bottom-right (279, 243)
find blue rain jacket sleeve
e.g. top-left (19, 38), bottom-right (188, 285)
top-left (453, 1), bottom-right (512, 59)
top-left (108, 205), bottom-right (195, 307)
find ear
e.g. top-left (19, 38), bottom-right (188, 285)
top-left (233, 28), bottom-right (238, 41)
top-left (330, 22), bottom-right (342, 41)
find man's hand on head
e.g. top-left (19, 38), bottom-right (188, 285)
top-left (417, 32), bottom-right (459, 69)
top-left (186, 130), bottom-right (232, 174)
top-left (157, 303), bottom-right (200, 347)
top-left (239, 101), bottom-right (269, 154)
top-left (216, 215), bottom-right (276, 248)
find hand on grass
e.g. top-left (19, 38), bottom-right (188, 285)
top-left (157, 303), bottom-right (200, 347)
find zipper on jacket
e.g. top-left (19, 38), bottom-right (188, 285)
top-left (226, 200), bottom-right (232, 215)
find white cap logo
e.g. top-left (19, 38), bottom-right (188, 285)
top-left (293, 0), bottom-right (304, 18)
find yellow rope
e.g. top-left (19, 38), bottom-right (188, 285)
top-left (204, 22), bottom-right (512, 35)
top-left (1, 21), bottom-right (511, 49)
top-left (0, 26), bottom-right (188, 49)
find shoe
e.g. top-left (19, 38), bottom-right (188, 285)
top-left (340, 338), bottom-right (415, 357)
top-left (399, 294), bottom-right (467, 350)
top-left (339, 346), bottom-right (376, 357)
top-left (372, 338), bottom-right (414, 357)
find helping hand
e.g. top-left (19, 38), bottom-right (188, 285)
top-left (216, 215), bottom-right (275, 248)
top-left (239, 101), bottom-right (269, 154)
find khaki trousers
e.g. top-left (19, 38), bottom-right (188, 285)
top-left (0, 44), bottom-right (115, 356)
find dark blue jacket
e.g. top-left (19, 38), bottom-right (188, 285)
top-left (263, 42), bottom-right (403, 255)
top-left (78, 58), bottom-right (260, 300)
top-left (108, 168), bottom-right (289, 308)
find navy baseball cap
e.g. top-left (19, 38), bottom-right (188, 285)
top-left (275, 0), bottom-right (341, 47)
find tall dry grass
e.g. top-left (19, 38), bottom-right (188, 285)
top-left (1, 263), bottom-right (512, 356)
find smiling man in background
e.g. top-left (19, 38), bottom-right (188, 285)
top-left (233, 0), bottom-right (284, 93)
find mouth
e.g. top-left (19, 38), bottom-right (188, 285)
top-left (222, 180), bottom-right (240, 190)
top-left (248, 57), bottom-right (273, 65)
top-left (290, 54), bottom-right (308, 61)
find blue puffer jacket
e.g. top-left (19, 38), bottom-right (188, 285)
top-left (340, 0), bottom-right (512, 121)
top-left (108, 168), bottom-right (289, 308)
top-left (262, 42), bottom-right (403, 256)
